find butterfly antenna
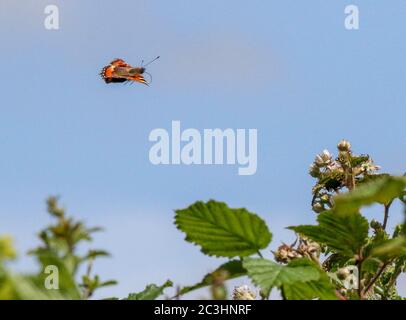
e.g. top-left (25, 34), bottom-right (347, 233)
top-left (143, 56), bottom-right (160, 67)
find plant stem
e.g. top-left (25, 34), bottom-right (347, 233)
top-left (357, 262), bottom-right (363, 299)
top-left (82, 258), bottom-right (94, 300)
top-left (362, 261), bottom-right (390, 297)
top-left (382, 202), bottom-right (392, 231)
top-left (356, 250), bottom-right (364, 299)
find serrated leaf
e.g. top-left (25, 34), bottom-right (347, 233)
top-left (283, 269), bottom-right (338, 300)
top-left (126, 280), bottom-right (172, 300)
top-left (335, 176), bottom-right (406, 213)
top-left (289, 210), bottom-right (369, 257)
top-left (243, 258), bottom-right (320, 298)
top-left (179, 260), bottom-right (246, 295)
top-left (372, 237), bottom-right (406, 259)
top-left (175, 200), bottom-right (272, 257)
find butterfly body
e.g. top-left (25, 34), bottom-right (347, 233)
top-left (100, 59), bottom-right (151, 85)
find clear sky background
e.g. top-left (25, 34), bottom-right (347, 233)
top-left (1, 0), bottom-right (405, 298)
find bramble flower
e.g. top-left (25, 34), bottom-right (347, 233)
top-left (309, 141), bottom-right (382, 215)
top-left (312, 202), bottom-right (324, 213)
top-left (273, 243), bottom-right (303, 263)
top-left (298, 237), bottom-right (321, 258)
top-left (232, 285), bottom-right (256, 300)
top-left (361, 160), bottom-right (381, 173)
top-left (314, 150), bottom-right (333, 167)
top-left (326, 160), bottom-right (342, 171)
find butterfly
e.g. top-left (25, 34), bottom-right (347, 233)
top-left (99, 57), bottom-right (159, 85)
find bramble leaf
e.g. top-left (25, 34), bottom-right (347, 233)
top-left (371, 237), bottom-right (406, 259)
top-left (175, 200), bottom-right (272, 257)
top-left (334, 176), bottom-right (406, 213)
top-left (289, 210), bottom-right (369, 257)
top-left (243, 258), bottom-right (320, 298)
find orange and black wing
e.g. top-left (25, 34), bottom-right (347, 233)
top-left (100, 59), bottom-right (148, 85)
top-left (109, 59), bottom-right (131, 67)
top-left (99, 65), bottom-right (123, 83)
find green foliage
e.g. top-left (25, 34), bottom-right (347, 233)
top-left (289, 210), bottom-right (369, 257)
top-left (175, 200), bottom-right (272, 258)
top-left (1, 140), bottom-right (406, 300)
top-left (125, 280), bottom-right (173, 300)
top-left (372, 237), bottom-right (406, 259)
top-left (243, 258), bottom-right (333, 299)
top-left (283, 273), bottom-right (338, 300)
top-left (0, 236), bottom-right (16, 262)
top-left (334, 176), bottom-right (406, 213)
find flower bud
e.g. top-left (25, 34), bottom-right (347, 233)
top-left (337, 140), bottom-right (351, 152)
top-left (337, 267), bottom-right (350, 280)
top-left (273, 244), bottom-right (302, 264)
top-left (232, 285), bottom-right (256, 300)
top-left (312, 202), bottom-right (324, 213)
top-left (309, 164), bottom-right (321, 178)
top-left (370, 219), bottom-right (382, 230)
top-left (299, 238), bottom-right (321, 257)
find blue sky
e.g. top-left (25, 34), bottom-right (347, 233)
top-left (1, 0), bottom-right (406, 298)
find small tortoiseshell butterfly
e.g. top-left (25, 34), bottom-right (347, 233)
top-left (99, 57), bottom-right (159, 85)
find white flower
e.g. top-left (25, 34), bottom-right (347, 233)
top-left (361, 160), bottom-right (381, 173)
top-left (232, 285), bottom-right (256, 300)
top-left (314, 150), bottom-right (333, 167)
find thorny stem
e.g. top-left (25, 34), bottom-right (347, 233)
top-left (362, 261), bottom-right (391, 297)
top-left (347, 167), bottom-right (356, 191)
top-left (341, 152), bottom-right (355, 191)
top-left (386, 265), bottom-right (401, 292)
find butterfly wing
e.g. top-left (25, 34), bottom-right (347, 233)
top-left (100, 59), bottom-right (149, 85)
top-left (105, 77), bottom-right (127, 84)
top-left (110, 59), bottom-right (131, 67)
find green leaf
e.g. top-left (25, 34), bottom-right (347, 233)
top-left (371, 237), bottom-right (406, 260)
top-left (335, 176), bottom-right (406, 213)
top-left (283, 270), bottom-right (338, 300)
top-left (126, 280), bottom-right (173, 300)
top-left (33, 252), bottom-right (81, 299)
top-left (175, 200), bottom-right (272, 257)
top-left (243, 258), bottom-right (320, 298)
top-left (179, 260), bottom-right (246, 295)
top-left (9, 274), bottom-right (79, 300)
top-left (289, 210), bottom-right (369, 257)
